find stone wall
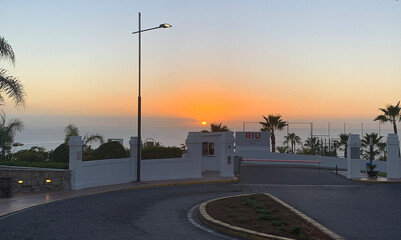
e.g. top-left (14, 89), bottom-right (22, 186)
top-left (0, 166), bottom-right (71, 192)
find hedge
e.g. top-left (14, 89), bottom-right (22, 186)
top-left (94, 141), bottom-right (127, 160)
top-left (142, 146), bottom-right (182, 160)
top-left (0, 161), bottom-right (68, 169)
top-left (53, 143), bottom-right (69, 163)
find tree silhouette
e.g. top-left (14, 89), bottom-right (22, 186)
top-left (0, 112), bottom-right (24, 159)
top-left (259, 115), bottom-right (287, 153)
top-left (283, 132), bottom-right (302, 154)
top-left (210, 122), bottom-right (230, 132)
top-left (374, 101), bottom-right (400, 134)
top-left (361, 132), bottom-right (382, 160)
top-left (337, 133), bottom-right (350, 158)
top-left (0, 36), bottom-right (26, 107)
top-left (304, 136), bottom-right (320, 155)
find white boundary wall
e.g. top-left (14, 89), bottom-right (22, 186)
top-left (237, 132), bottom-right (395, 174)
top-left (240, 151), bottom-right (347, 169)
top-left (69, 136), bottom-right (203, 190)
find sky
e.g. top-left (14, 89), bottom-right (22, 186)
top-left (2, 0), bottom-right (401, 129)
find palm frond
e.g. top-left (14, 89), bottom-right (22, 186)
top-left (64, 123), bottom-right (79, 143)
top-left (84, 133), bottom-right (104, 145)
top-left (0, 69), bottom-right (26, 107)
top-left (374, 115), bottom-right (389, 123)
top-left (0, 36), bottom-right (15, 65)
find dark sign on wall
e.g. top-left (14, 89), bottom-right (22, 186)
top-left (235, 132), bottom-right (270, 146)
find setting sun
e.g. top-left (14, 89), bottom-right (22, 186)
top-left (202, 121), bottom-right (207, 126)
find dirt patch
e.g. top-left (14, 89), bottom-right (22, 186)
top-left (206, 194), bottom-right (332, 240)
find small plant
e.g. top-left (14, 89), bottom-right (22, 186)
top-left (291, 226), bottom-right (301, 234)
top-left (299, 233), bottom-right (307, 240)
top-left (279, 226), bottom-right (286, 232)
top-left (272, 220), bottom-right (288, 226)
top-left (242, 198), bottom-right (263, 210)
top-left (368, 164), bottom-right (377, 171)
top-left (238, 217), bottom-right (249, 223)
top-left (251, 202), bottom-right (263, 210)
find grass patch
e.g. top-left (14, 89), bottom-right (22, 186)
top-left (378, 172), bottom-right (387, 177)
top-left (0, 161), bottom-right (68, 169)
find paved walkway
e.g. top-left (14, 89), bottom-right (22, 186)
top-left (0, 171), bottom-right (236, 217)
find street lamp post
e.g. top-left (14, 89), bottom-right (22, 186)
top-left (132, 12), bottom-right (171, 182)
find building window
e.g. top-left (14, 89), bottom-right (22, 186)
top-left (202, 142), bottom-right (215, 156)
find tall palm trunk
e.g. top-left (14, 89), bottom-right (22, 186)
top-left (344, 144), bottom-right (348, 158)
top-left (271, 133), bottom-right (276, 153)
top-left (393, 120), bottom-right (398, 134)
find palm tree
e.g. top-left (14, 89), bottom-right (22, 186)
top-left (377, 142), bottom-right (387, 161)
top-left (276, 146), bottom-right (290, 153)
top-left (64, 123), bottom-right (104, 146)
top-left (259, 115), bottom-right (287, 153)
top-left (361, 132), bottom-right (382, 161)
top-left (283, 132), bottom-right (302, 154)
top-left (374, 101), bottom-right (401, 134)
top-left (337, 133), bottom-right (349, 158)
top-left (304, 136), bottom-right (320, 155)
top-left (0, 112), bottom-right (24, 159)
top-left (64, 124), bottom-right (79, 144)
top-left (0, 36), bottom-right (26, 107)
top-left (210, 122), bottom-right (230, 132)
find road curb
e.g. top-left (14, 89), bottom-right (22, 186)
top-left (198, 193), bottom-right (345, 240)
top-left (199, 194), bottom-right (293, 240)
top-left (351, 178), bottom-right (401, 184)
top-left (0, 177), bottom-right (238, 219)
top-left (264, 193), bottom-right (345, 240)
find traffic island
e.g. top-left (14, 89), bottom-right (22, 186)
top-left (199, 193), bottom-right (344, 240)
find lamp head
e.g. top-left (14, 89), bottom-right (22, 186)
top-left (159, 23), bottom-right (172, 28)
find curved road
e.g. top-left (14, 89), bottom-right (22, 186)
top-left (1, 166), bottom-right (401, 240)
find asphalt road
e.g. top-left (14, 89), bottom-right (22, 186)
top-left (1, 165), bottom-right (400, 240)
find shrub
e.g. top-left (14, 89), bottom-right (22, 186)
top-left (13, 147), bottom-right (47, 162)
top-left (0, 160), bottom-right (68, 169)
top-left (291, 226), bottom-right (301, 234)
top-left (53, 143), bottom-right (69, 163)
top-left (141, 146), bottom-right (182, 159)
top-left (94, 141), bottom-right (127, 160)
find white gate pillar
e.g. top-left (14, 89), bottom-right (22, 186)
top-left (347, 134), bottom-right (361, 179)
top-left (69, 136), bottom-right (84, 190)
top-left (186, 132), bottom-right (202, 178)
top-left (219, 132), bottom-right (235, 177)
top-left (387, 134), bottom-right (401, 179)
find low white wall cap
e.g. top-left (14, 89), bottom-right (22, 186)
top-left (219, 131), bottom-right (235, 142)
top-left (186, 132), bottom-right (202, 144)
top-left (348, 134), bottom-right (361, 146)
top-left (68, 136), bottom-right (84, 146)
top-left (129, 137), bottom-right (138, 145)
top-left (387, 133), bottom-right (400, 144)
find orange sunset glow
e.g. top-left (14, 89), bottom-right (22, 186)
top-left (2, 1), bottom-right (400, 130)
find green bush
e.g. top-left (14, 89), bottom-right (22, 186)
top-left (141, 146), bottom-right (182, 159)
top-left (53, 143), bottom-right (69, 163)
top-left (14, 150), bottom-right (44, 162)
top-left (94, 141), bottom-right (127, 160)
top-left (0, 160), bottom-right (68, 169)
